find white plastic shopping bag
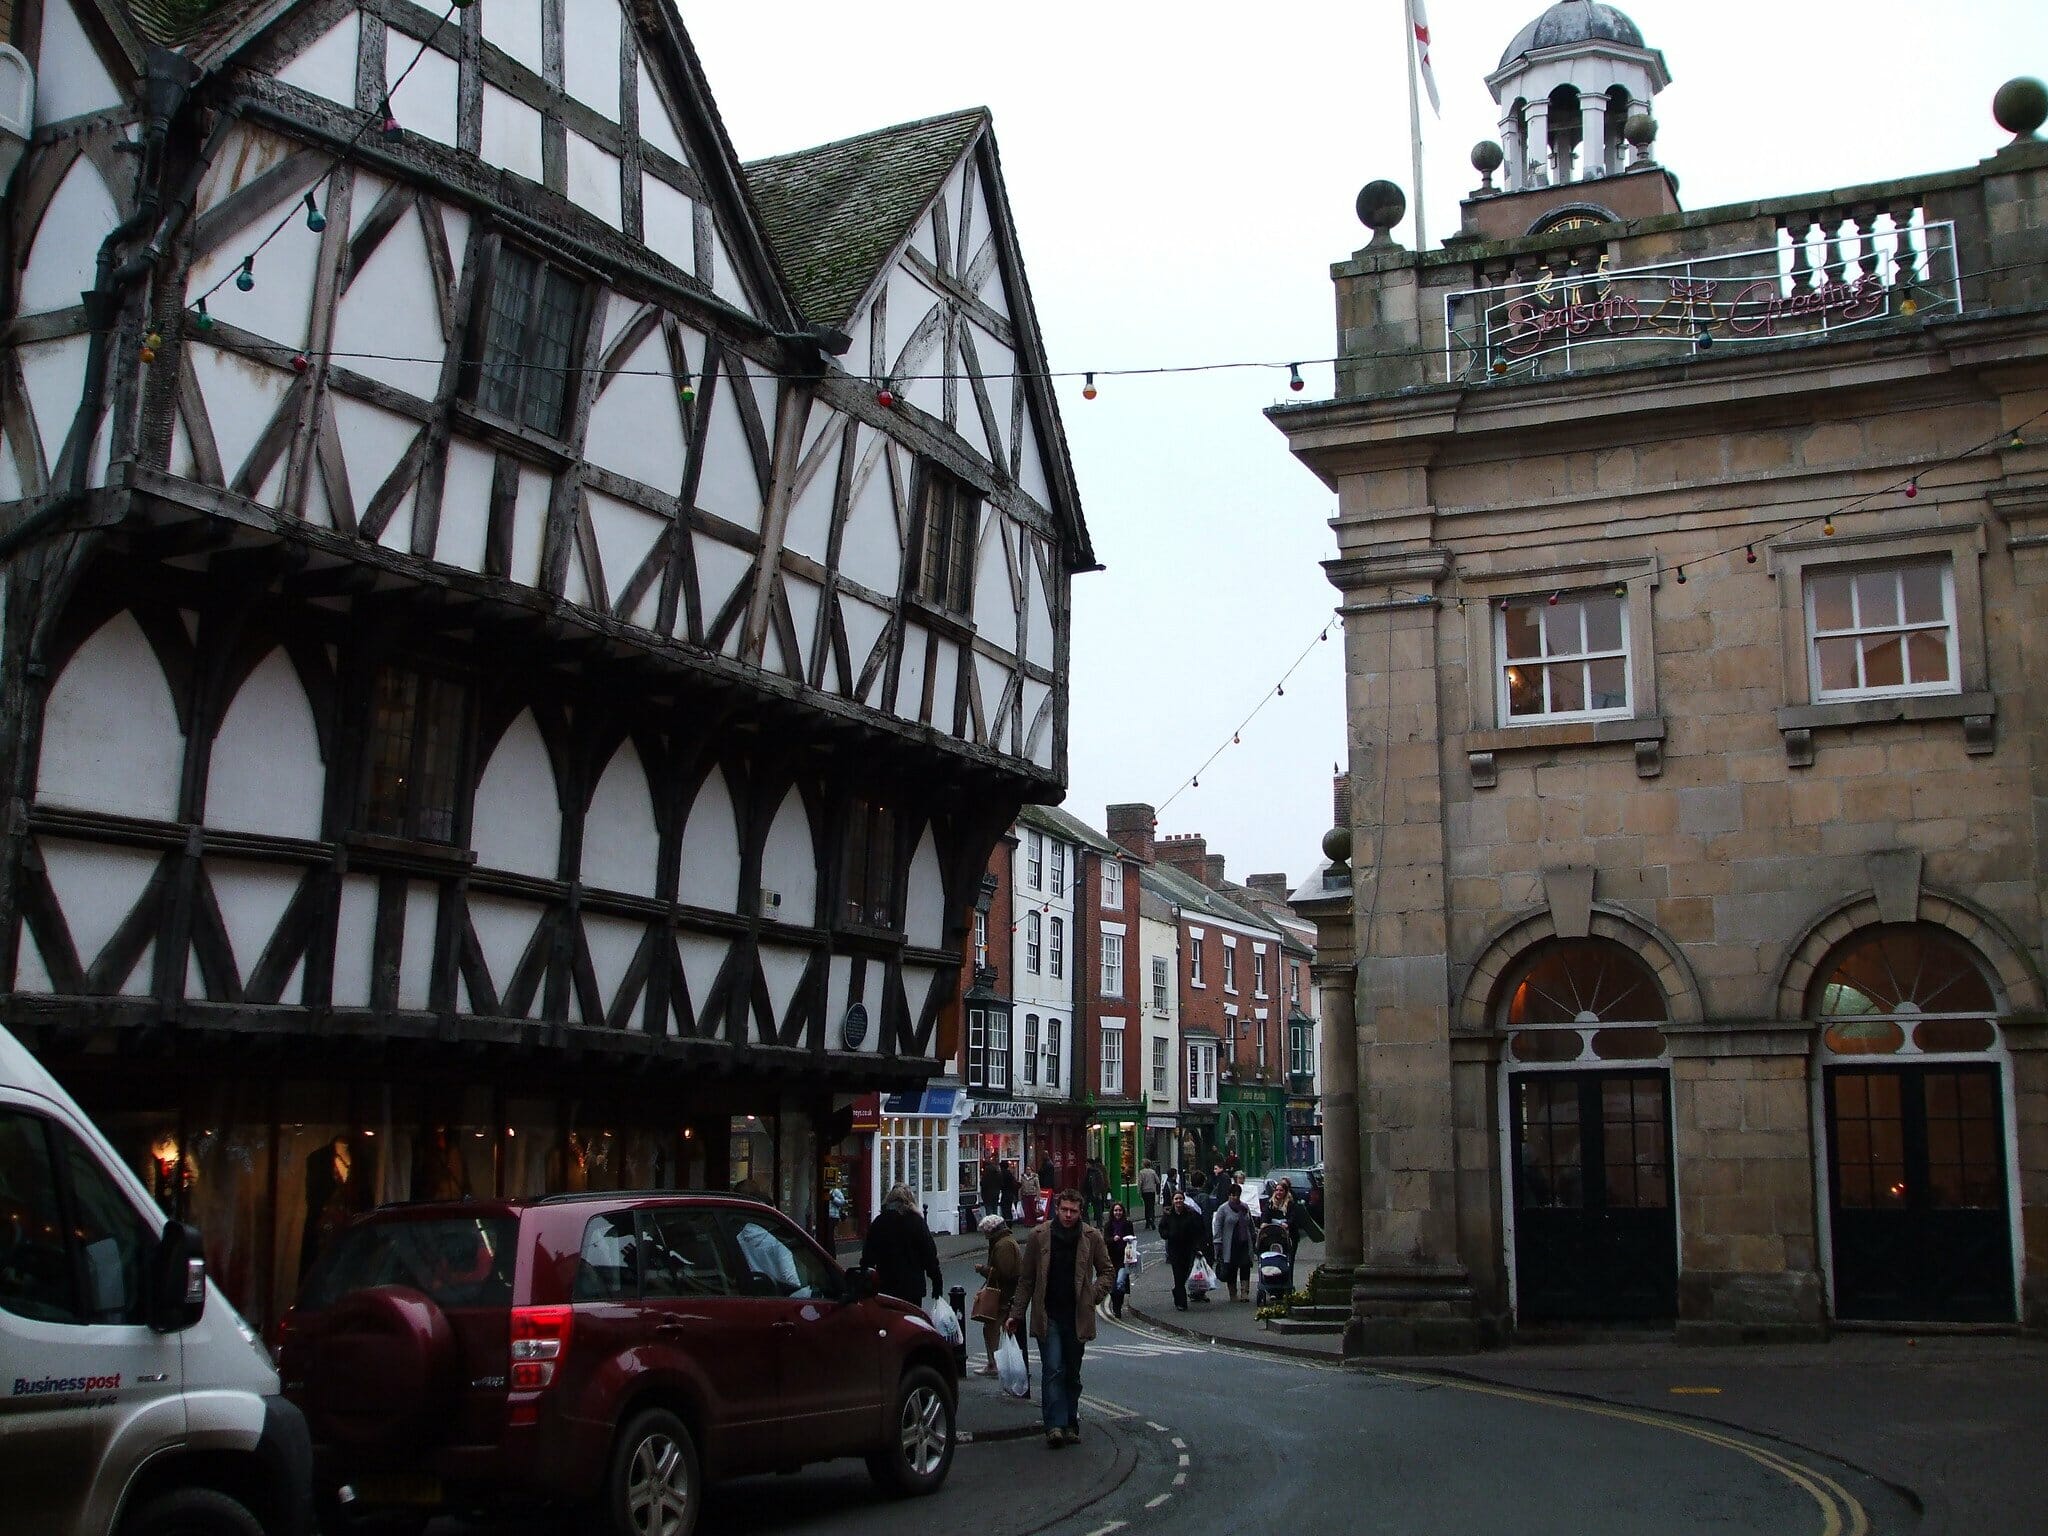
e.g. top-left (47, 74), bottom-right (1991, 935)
top-left (995, 1331), bottom-right (1030, 1399)
top-left (923, 1293), bottom-right (963, 1345)
top-left (1187, 1257), bottom-right (1217, 1294)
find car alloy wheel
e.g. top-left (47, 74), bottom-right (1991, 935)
top-left (899, 1379), bottom-right (948, 1477)
top-left (865, 1364), bottom-right (954, 1495)
top-left (608, 1409), bottom-right (699, 1536)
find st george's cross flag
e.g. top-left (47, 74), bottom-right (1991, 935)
top-left (1410, 0), bottom-right (1442, 116)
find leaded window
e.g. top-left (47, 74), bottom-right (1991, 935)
top-left (473, 246), bottom-right (584, 436)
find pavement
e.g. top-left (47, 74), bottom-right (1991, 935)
top-left (1106, 1223), bottom-right (2048, 1535)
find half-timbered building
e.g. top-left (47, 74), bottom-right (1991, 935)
top-left (0, 0), bottom-right (1089, 1329)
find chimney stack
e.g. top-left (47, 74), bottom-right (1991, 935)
top-left (1246, 873), bottom-right (1289, 899)
top-left (1105, 803), bottom-right (1157, 863)
top-left (1155, 833), bottom-right (1210, 885)
top-left (1204, 854), bottom-right (1227, 888)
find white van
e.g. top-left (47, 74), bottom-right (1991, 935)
top-left (0, 1024), bottom-right (313, 1535)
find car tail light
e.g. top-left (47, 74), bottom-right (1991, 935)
top-left (509, 1305), bottom-right (572, 1390)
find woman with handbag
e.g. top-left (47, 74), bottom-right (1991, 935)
top-left (973, 1213), bottom-right (1024, 1376)
top-left (1102, 1201), bottom-right (1137, 1318)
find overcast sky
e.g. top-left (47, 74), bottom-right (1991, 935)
top-left (679, 1), bottom-right (2042, 883)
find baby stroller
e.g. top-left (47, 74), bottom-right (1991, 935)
top-left (1253, 1220), bottom-right (1295, 1306)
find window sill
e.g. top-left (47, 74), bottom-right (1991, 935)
top-left (1466, 715), bottom-right (1666, 787)
top-left (342, 831), bottom-right (477, 873)
top-left (1778, 691), bottom-right (1995, 765)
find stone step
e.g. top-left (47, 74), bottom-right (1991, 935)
top-left (1285, 1304), bottom-right (1351, 1324)
top-left (1265, 1315), bottom-right (1344, 1336)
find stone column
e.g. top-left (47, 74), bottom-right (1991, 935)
top-left (1295, 873), bottom-right (1361, 1274)
top-left (1499, 113), bottom-right (1526, 193)
top-left (1580, 93), bottom-right (1610, 179)
top-left (1521, 99), bottom-right (1552, 186)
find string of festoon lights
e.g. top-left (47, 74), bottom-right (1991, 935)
top-left (150, 0), bottom-right (472, 365)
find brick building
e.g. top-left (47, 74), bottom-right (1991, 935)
top-left (1273, 6), bottom-right (2048, 1346)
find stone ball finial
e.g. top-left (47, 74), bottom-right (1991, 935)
top-left (1623, 113), bottom-right (1657, 148)
top-left (1355, 179), bottom-right (1408, 244)
top-left (1993, 77), bottom-right (2047, 142)
top-left (1471, 140), bottom-right (1505, 174)
top-left (1321, 825), bottom-right (1353, 865)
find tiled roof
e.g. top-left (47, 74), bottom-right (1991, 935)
top-left (1019, 801), bottom-right (1122, 857)
top-left (122, 0), bottom-right (272, 52)
top-left (1138, 862), bottom-right (1277, 934)
top-left (742, 107), bottom-right (985, 326)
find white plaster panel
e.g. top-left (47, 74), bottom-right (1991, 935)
top-left (971, 513), bottom-right (1013, 639)
top-left (38, 612), bottom-right (183, 821)
top-left (330, 392), bottom-right (420, 529)
top-left (969, 324), bottom-right (1015, 466)
top-left (929, 634), bottom-right (959, 732)
top-left (511, 465), bottom-right (553, 588)
top-left (1017, 423), bottom-right (1052, 511)
top-left (760, 945), bottom-right (807, 1039)
top-left (976, 244), bottom-right (1008, 314)
top-left (186, 187), bottom-right (321, 352)
top-left (783, 576), bottom-right (821, 685)
top-left (758, 789), bottom-right (816, 928)
top-left (207, 859), bottom-right (304, 987)
top-left (581, 741), bottom-right (659, 897)
top-left (838, 434), bottom-right (902, 595)
top-left (40, 839), bottom-right (159, 982)
top-left (331, 206), bottom-right (444, 398)
top-left (469, 893), bottom-right (546, 1013)
top-left (584, 914), bottom-right (645, 1023)
top-left (185, 344), bottom-right (292, 493)
top-left (641, 176), bottom-right (695, 273)
top-left (1022, 678), bottom-right (1053, 770)
top-left (563, 3), bottom-right (622, 120)
top-left (480, 84), bottom-right (545, 186)
top-left (435, 439), bottom-right (496, 573)
top-left (482, 0), bottom-right (544, 72)
top-left (567, 134), bottom-right (623, 230)
top-left (636, 70), bottom-right (689, 164)
top-left (885, 268), bottom-right (945, 419)
top-left (677, 769), bottom-right (740, 912)
top-left (900, 964), bottom-right (941, 1056)
top-left (841, 597), bottom-right (890, 701)
top-left (396, 879), bottom-right (439, 1010)
top-left (14, 931), bottom-right (54, 994)
top-left (826, 955), bottom-right (856, 1049)
top-left (894, 625), bottom-right (927, 723)
top-left (692, 535), bottom-right (754, 646)
top-left (276, 12), bottom-right (361, 109)
top-left (586, 491), bottom-right (668, 629)
top-left (34, 0), bottom-right (124, 126)
top-left (303, 453), bottom-right (335, 529)
top-left (183, 944), bottom-right (203, 1002)
top-left (906, 207), bottom-right (937, 268)
top-left (906, 827), bottom-right (945, 949)
top-left (0, 421), bottom-right (23, 500)
top-left (694, 377), bottom-right (763, 530)
top-left (440, 203), bottom-right (471, 279)
top-left (206, 649), bottom-right (324, 840)
top-left (953, 347), bottom-right (992, 463)
top-left (1024, 543), bottom-right (1055, 669)
top-left (331, 875), bottom-right (379, 1007)
top-left (20, 158), bottom-right (119, 316)
top-left (973, 654), bottom-right (1013, 744)
top-left (387, 40), bottom-right (458, 149)
top-left (17, 336), bottom-right (89, 486)
top-left (585, 329), bottom-right (686, 492)
top-left (781, 443), bottom-right (838, 564)
top-left (472, 711), bottom-right (560, 880)
top-left (678, 933), bottom-right (729, 1033)
top-left (709, 232), bottom-right (750, 315)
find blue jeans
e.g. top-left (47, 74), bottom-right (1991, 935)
top-left (1040, 1317), bottom-right (1083, 1431)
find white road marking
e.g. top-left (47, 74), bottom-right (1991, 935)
top-left (1177, 1452), bottom-right (1190, 1468)
top-left (1170, 1436), bottom-right (1186, 1450)
top-left (1083, 1524), bottom-right (1129, 1536)
top-left (1147, 1420), bottom-right (1170, 1433)
top-left (1083, 1394), bottom-right (1139, 1420)
top-left (1147, 1494), bottom-right (1172, 1510)
top-left (1086, 1341), bottom-right (1205, 1358)
top-left (1174, 1472), bottom-right (1188, 1487)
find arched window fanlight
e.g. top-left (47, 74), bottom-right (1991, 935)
top-left (1810, 923), bottom-right (1998, 1056)
top-left (1500, 938), bottom-right (1667, 1026)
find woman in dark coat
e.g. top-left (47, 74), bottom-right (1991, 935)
top-left (860, 1183), bottom-right (942, 1304)
top-left (1102, 1201), bottom-right (1138, 1318)
top-left (973, 1214), bottom-right (1023, 1374)
top-left (1156, 1189), bottom-right (1209, 1312)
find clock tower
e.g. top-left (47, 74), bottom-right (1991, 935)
top-left (1457, 2), bottom-right (1682, 243)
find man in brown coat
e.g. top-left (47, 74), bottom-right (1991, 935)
top-left (1007, 1187), bottom-right (1115, 1448)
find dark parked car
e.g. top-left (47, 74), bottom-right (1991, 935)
top-left (1263, 1167), bottom-right (1324, 1223)
top-left (277, 1193), bottom-right (956, 1536)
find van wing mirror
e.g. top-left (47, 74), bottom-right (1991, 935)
top-left (150, 1219), bottom-right (207, 1333)
top-left (840, 1265), bottom-right (878, 1303)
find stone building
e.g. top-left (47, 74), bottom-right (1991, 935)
top-left (1273, 4), bottom-right (2048, 1345)
top-left (0, 0), bottom-right (1087, 1329)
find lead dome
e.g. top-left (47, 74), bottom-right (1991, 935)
top-left (1498, 1), bottom-right (1647, 70)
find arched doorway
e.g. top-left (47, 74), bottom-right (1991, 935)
top-left (1497, 937), bottom-right (1675, 1322)
top-left (1812, 923), bottom-right (2016, 1323)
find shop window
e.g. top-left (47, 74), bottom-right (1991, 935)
top-left (916, 467), bottom-right (977, 613)
top-left (841, 798), bottom-right (897, 928)
top-left (1498, 590), bottom-right (1630, 724)
top-left (469, 244), bottom-right (585, 437)
top-left (1806, 559), bottom-right (1958, 701)
top-left (360, 664), bottom-right (470, 844)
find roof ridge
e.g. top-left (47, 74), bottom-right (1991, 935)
top-left (741, 106), bottom-right (991, 171)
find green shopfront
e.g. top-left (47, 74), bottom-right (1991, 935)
top-left (1218, 1081), bottom-right (1286, 1174)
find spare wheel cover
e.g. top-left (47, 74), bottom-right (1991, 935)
top-left (304, 1285), bottom-right (459, 1449)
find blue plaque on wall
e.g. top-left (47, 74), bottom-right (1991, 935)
top-left (842, 1002), bottom-right (870, 1050)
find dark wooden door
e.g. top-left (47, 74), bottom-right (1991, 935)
top-left (1511, 1071), bottom-right (1676, 1322)
top-left (1826, 1065), bottom-right (2014, 1323)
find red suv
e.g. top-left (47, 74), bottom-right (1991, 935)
top-left (277, 1193), bottom-right (956, 1535)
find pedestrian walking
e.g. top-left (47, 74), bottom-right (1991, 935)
top-left (1082, 1156), bottom-right (1110, 1224)
top-left (1157, 1189), bottom-right (1208, 1311)
top-left (1212, 1183), bottom-right (1255, 1302)
top-left (979, 1156), bottom-right (1002, 1225)
top-left (1038, 1155), bottom-right (1057, 1192)
top-left (1019, 1172), bottom-right (1042, 1226)
top-left (1000, 1159), bottom-right (1020, 1222)
top-left (1268, 1177), bottom-right (1304, 1251)
top-left (1102, 1201), bottom-right (1137, 1319)
top-left (1008, 1188), bottom-right (1114, 1449)
top-left (972, 1213), bottom-right (1024, 1378)
top-left (1137, 1161), bottom-right (1160, 1229)
top-left (860, 1182), bottom-right (943, 1304)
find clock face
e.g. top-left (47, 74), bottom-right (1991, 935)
top-left (1530, 209), bottom-right (1614, 236)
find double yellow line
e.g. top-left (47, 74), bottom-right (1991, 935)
top-left (1372, 1371), bottom-right (1871, 1536)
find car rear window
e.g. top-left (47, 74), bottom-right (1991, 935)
top-left (297, 1215), bottom-right (518, 1312)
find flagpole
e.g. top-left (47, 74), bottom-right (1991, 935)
top-left (1405, 0), bottom-right (1428, 250)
